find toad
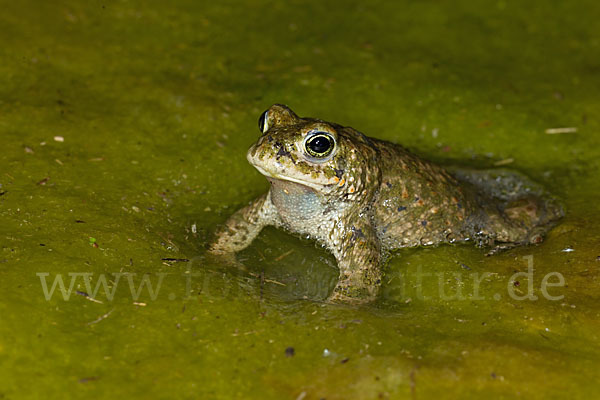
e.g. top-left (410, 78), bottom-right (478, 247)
top-left (209, 105), bottom-right (563, 302)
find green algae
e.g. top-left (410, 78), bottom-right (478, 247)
top-left (1, 0), bottom-right (600, 399)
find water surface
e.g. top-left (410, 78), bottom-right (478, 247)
top-left (1, 0), bottom-right (599, 398)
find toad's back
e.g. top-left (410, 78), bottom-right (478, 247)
top-left (369, 139), bottom-right (563, 251)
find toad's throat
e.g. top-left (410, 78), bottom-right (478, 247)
top-left (266, 177), bottom-right (329, 223)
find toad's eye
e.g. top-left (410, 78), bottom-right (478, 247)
top-left (304, 133), bottom-right (335, 158)
top-left (258, 110), bottom-right (269, 133)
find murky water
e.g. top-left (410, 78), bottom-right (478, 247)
top-left (1, 0), bottom-right (599, 398)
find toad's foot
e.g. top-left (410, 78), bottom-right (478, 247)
top-left (205, 249), bottom-right (248, 272)
top-left (327, 290), bottom-right (375, 305)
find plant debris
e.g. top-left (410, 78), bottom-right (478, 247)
top-left (76, 290), bottom-right (103, 304)
top-left (274, 249), bottom-right (294, 262)
top-left (545, 127), bottom-right (577, 134)
top-left (493, 158), bottom-right (514, 166)
top-left (247, 271), bottom-right (286, 286)
top-left (456, 261), bottom-right (472, 270)
top-left (86, 309), bottom-right (113, 325)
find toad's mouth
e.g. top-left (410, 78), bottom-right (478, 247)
top-left (251, 163), bottom-right (328, 192)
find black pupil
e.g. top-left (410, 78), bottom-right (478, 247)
top-left (258, 111), bottom-right (267, 132)
top-left (308, 135), bottom-right (332, 155)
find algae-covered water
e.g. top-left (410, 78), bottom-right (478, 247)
top-left (1, 0), bottom-right (600, 399)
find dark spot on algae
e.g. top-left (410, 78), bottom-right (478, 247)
top-left (285, 347), bottom-right (295, 357)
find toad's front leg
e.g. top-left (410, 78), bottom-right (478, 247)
top-left (328, 222), bottom-right (383, 303)
top-left (209, 192), bottom-right (279, 256)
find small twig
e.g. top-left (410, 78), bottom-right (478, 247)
top-left (493, 158), bottom-right (514, 166)
top-left (86, 309), bottom-right (114, 325)
top-left (274, 249), bottom-right (294, 262)
top-left (76, 290), bottom-right (103, 304)
top-left (231, 330), bottom-right (259, 337)
top-left (247, 272), bottom-right (286, 286)
top-left (264, 278), bottom-right (286, 286)
top-left (545, 127), bottom-right (577, 134)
